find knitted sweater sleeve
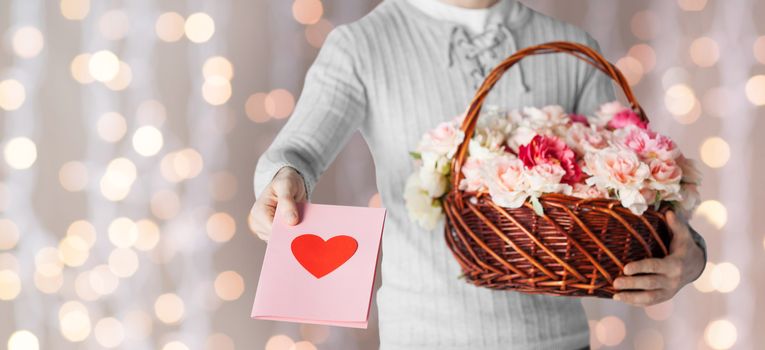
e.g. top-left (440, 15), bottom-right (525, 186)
top-left (253, 26), bottom-right (367, 200)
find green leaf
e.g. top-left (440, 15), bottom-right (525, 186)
top-left (409, 151), bottom-right (421, 160)
top-left (530, 196), bottom-right (545, 216)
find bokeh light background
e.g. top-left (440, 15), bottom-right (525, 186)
top-left (0, 0), bottom-right (763, 349)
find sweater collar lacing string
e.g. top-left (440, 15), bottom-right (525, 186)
top-left (447, 22), bottom-right (530, 93)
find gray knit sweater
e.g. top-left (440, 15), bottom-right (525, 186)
top-left (255, 1), bottom-right (616, 349)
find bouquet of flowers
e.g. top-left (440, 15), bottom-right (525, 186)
top-left (405, 101), bottom-right (702, 230)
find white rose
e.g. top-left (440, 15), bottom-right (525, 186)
top-left (524, 163), bottom-right (572, 197)
top-left (419, 152), bottom-right (450, 197)
top-left (480, 155), bottom-right (530, 208)
top-left (417, 121), bottom-right (465, 158)
top-left (404, 174), bottom-right (444, 230)
top-left (618, 187), bottom-right (649, 215)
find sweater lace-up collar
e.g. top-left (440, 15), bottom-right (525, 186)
top-left (396, 0), bottom-right (532, 92)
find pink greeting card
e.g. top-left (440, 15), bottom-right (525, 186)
top-left (251, 202), bottom-right (386, 329)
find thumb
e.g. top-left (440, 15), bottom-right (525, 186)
top-left (273, 179), bottom-right (301, 225)
top-left (666, 210), bottom-right (690, 252)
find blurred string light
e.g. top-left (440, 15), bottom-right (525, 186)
top-left (630, 10), bottom-right (658, 40)
top-left (615, 56), bottom-right (643, 86)
top-left (185, 12), bottom-right (215, 43)
top-left (156, 12), bottom-right (186, 42)
top-left (60, 0), bottom-right (90, 20)
top-left (154, 292), bottom-right (185, 324)
top-left (163, 341), bottom-right (190, 350)
top-left (213, 270), bottom-right (245, 301)
top-left (94, 317), bottom-right (125, 348)
top-left (58, 301), bottom-right (92, 342)
top-left (704, 319), bottom-right (737, 350)
top-left (70, 53), bottom-right (94, 83)
top-left (88, 49), bottom-right (120, 81)
top-left (206, 212), bottom-right (236, 242)
top-left (694, 199), bottom-right (728, 229)
top-left (12, 26), bottom-right (44, 58)
top-left (0, 79), bottom-right (26, 111)
top-left (132, 125), bottom-right (164, 157)
top-left (299, 324), bottom-right (331, 345)
top-left (4, 137), bottom-right (37, 169)
top-left (0, 269), bottom-right (22, 300)
top-left (59, 161), bottom-right (89, 191)
top-left (7, 330), bottom-right (39, 350)
top-left (265, 89), bottom-right (295, 119)
top-left (266, 334), bottom-right (295, 350)
top-left (677, 0), bottom-right (708, 12)
top-left (699, 137), bottom-right (730, 168)
top-left (150, 189), bottom-right (181, 220)
top-left (201, 55), bottom-right (233, 106)
top-left (305, 19), bottom-right (334, 48)
top-left (710, 262), bottom-right (741, 293)
top-left (206, 333), bottom-right (235, 350)
top-left (689, 37), bottom-right (720, 67)
top-left (594, 316), bottom-right (626, 347)
top-left (664, 84), bottom-right (697, 119)
top-left (292, 341), bottom-right (319, 350)
top-left (644, 300), bottom-right (673, 321)
top-left (627, 44), bottom-right (656, 72)
top-left (98, 9), bottom-right (130, 41)
top-left (97, 112), bottom-right (127, 142)
top-left (244, 89), bottom-right (296, 123)
top-left (633, 329), bottom-right (664, 350)
top-left (99, 157), bottom-right (137, 201)
top-left (292, 0), bottom-right (324, 25)
top-left (0, 218), bottom-right (20, 250)
top-left (754, 36), bottom-right (765, 64)
top-left (745, 75), bottom-right (765, 105)
top-left (160, 148), bottom-right (204, 182)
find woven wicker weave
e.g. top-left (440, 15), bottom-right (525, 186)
top-left (444, 41), bottom-right (672, 298)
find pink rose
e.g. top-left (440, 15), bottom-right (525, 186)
top-left (572, 183), bottom-right (608, 199)
top-left (583, 146), bottom-right (650, 189)
top-left (594, 101), bottom-right (628, 126)
top-left (649, 158), bottom-right (682, 185)
top-left (565, 123), bottom-right (609, 154)
top-left (491, 156), bottom-right (526, 192)
top-left (518, 135), bottom-right (583, 185)
top-left (608, 109), bottom-right (648, 129)
top-left (525, 163), bottom-right (571, 196)
top-left (459, 157), bottom-right (487, 192)
top-left (417, 120), bottom-right (465, 157)
top-left (614, 126), bottom-right (680, 161)
top-left (569, 113), bottom-right (590, 126)
top-left (481, 155), bottom-right (529, 208)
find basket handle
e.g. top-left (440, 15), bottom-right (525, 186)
top-left (449, 41), bottom-right (648, 206)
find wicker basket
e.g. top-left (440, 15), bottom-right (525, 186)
top-left (444, 41), bottom-right (672, 298)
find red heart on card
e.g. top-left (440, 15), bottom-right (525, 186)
top-left (291, 234), bottom-right (358, 278)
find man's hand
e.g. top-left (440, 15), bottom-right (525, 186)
top-left (612, 210), bottom-right (705, 306)
top-left (249, 166), bottom-right (307, 242)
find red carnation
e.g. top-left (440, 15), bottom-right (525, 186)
top-left (518, 134), bottom-right (583, 185)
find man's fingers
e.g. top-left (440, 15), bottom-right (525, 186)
top-left (623, 258), bottom-right (671, 275)
top-left (613, 290), bottom-right (668, 306)
top-left (272, 176), bottom-right (302, 226)
top-left (613, 275), bottom-right (668, 291)
top-left (666, 210), bottom-right (691, 247)
top-left (276, 194), bottom-right (300, 226)
top-left (250, 201), bottom-right (274, 241)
